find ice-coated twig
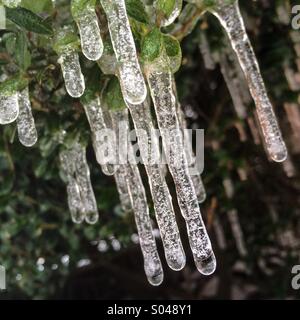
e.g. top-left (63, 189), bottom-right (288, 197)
top-left (72, 0), bottom-right (103, 61)
top-left (82, 96), bottom-right (117, 176)
top-left (16, 87), bottom-right (38, 147)
top-left (60, 150), bottom-right (85, 224)
top-left (114, 165), bottom-right (132, 213)
top-left (0, 92), bottom-right (19, 125)
top-left (73, 143), bottom-right (99, 224)
top-left (211, 0), bottom-right (287, 162)
top-left (146, 63), bottom-right (216, 275)
top-left (100, 0), bottom-right (147, 105)
top-left (126, 98), bottom-right (186, 271)
top-left (110, 108), bottom-right (164, 286)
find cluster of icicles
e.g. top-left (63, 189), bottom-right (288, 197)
top-left (0, 0), bottom-right (288, 285)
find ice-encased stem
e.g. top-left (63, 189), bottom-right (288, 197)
top-left (58, 50), bottom-right (85, 98)
top-left (16, 87), bottom-right (38, 147)
top-left (76, 9), bottom-right (103, 61)
top-left (126, 99), bottom-right (186, 271)
top-left (114, 165), bottom-right (132, 212)
top-left (212, 0), bottom-right (287, 162)
top-left (146, 66), bottom-right (216, 275)
top-left (73, 143), bottom-right (99, 224)
top-left (110, 108), bottom-right (164, 286)
top-left (82, 96), bottom-right (117, 176)
top-left (60, 150), bottom-right (85, 224)
top-left (101, 0), bottom-right (147, 105)
top-left (0, 92), bottom-right (19, 125)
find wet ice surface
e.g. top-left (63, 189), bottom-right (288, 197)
top-left (77, 10), bottom-right (103, 61)
top-left (212, 0), bottom-right (287, 162)
top-left (111, 109), bottom-right (164, 286)
top-left (127, 99), bottom-right (186, 271)
top-left (58, 50), bottom-right (85, 98)
top-left (0, 92), bottom-right (19, 125)
top-left (147, 67), bottom-right (216, 275)
top-left (101, 0), bottom-right (147, 105)
top-left (160, 0), bottom-right (182, 27)
top-left (16, 87), bottom-right (38, 147)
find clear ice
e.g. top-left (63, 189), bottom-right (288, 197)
top-left (76, 9), bottom-right (103, 61)
top-left (60, 150), bottom-right (85, 224)
top-left (0, 92), bottom-right (19, 125)
top-left (159, 0), bottom-right (182, 27)
top-left (82, 96), bottom-right (117, 176)
top-left (127, 98), bottom-right (186, 271)
top-left (73, 143), bottom-right (99, 224)
top-left (212, 0), bottom-right (287, 162)
top-left (16, 87), bottom-right (38, 147)
top-left (146, 66), bottom-right (216, 275)
top-left (58, 50), bottom-right (85, 98)
top-left (110, 108), bottom-right (164, 286)
top-left (101, 0), bottom-right (147, 105)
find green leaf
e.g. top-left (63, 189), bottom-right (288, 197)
top-left (104, 77), bottom-right (126, 111)
top-left (15, 31), bottom-right (31, 71)
top-left (141, 28), bottom-right (163, 62)
top-left (71, 0), bottom-right (96, 19)
top-left (21, 0), bottom-right (54, 14)
top-left (125, 0), bottom-right (149, 24)
top-left (0, 75), bottom-right (28, 96)
top-left (156, 0), bottom-right (176, 18)
top-left (6, 6), bottom-right (53, 35)
top-left (163, 34), bottom-right (182, 73)
top-left (53, 27), bottom-right (80, 54)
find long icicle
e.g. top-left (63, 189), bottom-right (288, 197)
top-left (126, 98), bottom-right (186, 271)
top-left (0, 91), bottom-right (19, 125)
top-left (100, 0), bottom-right (147, 105)
top-left (73, 143), bottom-right (99, 224)
top-left (110, 108), bottom-right (164, 286)
top-left (60, 149), bottom-right (85, 224)
top-left (211, 0), bottom-right (287, 162)
top-left (146, 65), bottom-right (216, 275)
top-left (16, 87), bottom-right (38, 147)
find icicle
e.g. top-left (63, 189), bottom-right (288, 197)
top-left (74, 8), bottom-right (103, 61)
top-left (0, 92), bottom-right (19, 125)
top-left (100, 0), bottom-right (147, 105)
top-left (176, 102), bottom-right (207, 203)
top-left (126, 99), bottom-right (186, 271)
top-left (159, 0), bottom-right (182, 27)
top-left (82, 96), bottom-right (117, 176)
top-left (110, 109), bottom-right (163, 285)
top-left (73, 143), bottom-right (99, 224)
top-left (58, 50), bottom-right (85, 98)
top-left (227, 209), bottom-right (248, 257)
top-left (59, 150), bottom-right (85, 224)
top-left (146, 64), bottom-right (216, 275)
top-left (114, 166), bottom-right (132, 213)
top-left (16, 87), bottom-right (38, 147)
top-left (211, 0), bottom-right (287, 162)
